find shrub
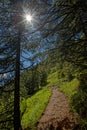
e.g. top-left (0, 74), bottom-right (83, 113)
top-left (71, 74), bottom-right (87, 128)
top-left (40, 71), bottom-right (47, 86)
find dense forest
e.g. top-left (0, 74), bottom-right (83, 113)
top-left (0, 0), bottom-right (87, 130)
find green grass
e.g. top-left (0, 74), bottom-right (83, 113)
top-left (60, 78), bottom-right (80, 99)
top-left (47, 71), bottom-right (58, 87)
top-left (21, 87), bottom-right (51, 129)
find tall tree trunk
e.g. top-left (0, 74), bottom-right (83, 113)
top-left (14, 31), bottom-right (21, 130)
top-left (14, 0), bottom-right (22, 129)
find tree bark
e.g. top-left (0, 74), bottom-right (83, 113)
top-left (14, 30), bottom-right (21, 130)
top-left (14, 1), bottom-right (22, 130)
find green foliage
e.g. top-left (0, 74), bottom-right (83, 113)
top-left (0, 94), bottom-right (14, 130)
top-left (24, 68), bottom-right (40, 95)
top-left (23, 66), bottom-right (48, 96)
top-left (40, 70), bottom-right (47, 86)
top-left (57, 62), bottom-right (75, 82)
top-left (60, 75), bottom-right (87, 128)
top-left (72, 73), bottom-right (87, 119)
top-left (67, 73), bottom-right (74, 81)
top-left (79, 119), bottom-right (87, 130)
top-left (21, 87), bottom-right (51, 129)
top-left (71, 90), bottom-right (87, 118)
top-left (20, 98), bottom-right (27, 118)
top-left (47, 71), bottom-right (58, 87)
top-left (60, 78), bottom-right (80, 99)
top-left (52, 0), bottom-right (87, 70)
top-left (57, 69), bottom-right (65, 79)
top-left (71, 73), bottom-right (87, 128)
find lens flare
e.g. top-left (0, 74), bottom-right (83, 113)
top-left (25, 14), bottom-right (32, 22)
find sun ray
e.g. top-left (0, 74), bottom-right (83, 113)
top-left (25, 14), bottom-right (32, 22)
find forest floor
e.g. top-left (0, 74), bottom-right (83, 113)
top-left (37, 87), bottom-right (78, 130)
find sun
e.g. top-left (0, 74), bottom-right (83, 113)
top-left (25, 14), bottom-right (32, 22)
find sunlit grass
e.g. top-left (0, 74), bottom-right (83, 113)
top-left (47, 71), bottom-right (58, 87)
top-left (21, 87), bottom-right (51, 129)
top-left (60, 78), bottom-right (80, 99)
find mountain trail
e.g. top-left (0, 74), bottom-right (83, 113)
top-left (37, 87), bottom-right (78, 130)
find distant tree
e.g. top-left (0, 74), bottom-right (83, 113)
top-left (40, 70), bottom-right (47, 86)
top-left (25, 67), bottom-right (40, 95)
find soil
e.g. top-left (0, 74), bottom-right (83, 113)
top-left (37, 87), bottom-right (78, 130)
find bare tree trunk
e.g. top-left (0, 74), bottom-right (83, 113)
top-left (14, 1), bottom-right (22, 130)
top-left (14, 31), bottom-right (21, 130)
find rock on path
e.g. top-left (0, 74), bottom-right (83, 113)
top-left (37, 87), bottom-right (77, 130)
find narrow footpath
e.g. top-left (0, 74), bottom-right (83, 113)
top-left (37, 87), bottom-right (77, 130)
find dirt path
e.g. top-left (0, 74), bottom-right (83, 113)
top-left (37, 87), bottom-right (77, 130)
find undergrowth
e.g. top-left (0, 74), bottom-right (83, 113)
top-left (21, 87), bottom-right (51, 129)
top-left (60, 77), bottom-right (87, 129)
top-left (60, 78), bottom-right (80, 99)
top-left (47, 71), bottom-right (58, 87)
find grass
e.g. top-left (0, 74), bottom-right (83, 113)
top-left (47, 71), bottom-right (58, 87)
top-left (21, 87), bottom-right (52, 129)
top-left (20, 69), bottom-right (58, 129)
top-left (60, 78), bottom-right (80, 99)
top-left (59, 78), bottom-right (80, 117)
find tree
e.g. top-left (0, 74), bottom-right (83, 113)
top-left (25, 66), bottom-right (40, 95)
top-left (0, 0), bottom-right (51, 129)
top-left (0, 1), bottom-right (16, 129)
top-left (52, 0), bottom-right (87, 68)
top-left (40, 70), bottom-right (47, 86)
top-left (35, 0), bottom-right (87, 69)
top-left (0, 0), bottom-right (16, 86)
